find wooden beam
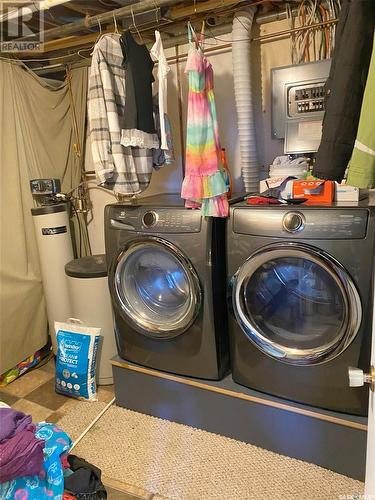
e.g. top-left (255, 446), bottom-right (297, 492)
top-left (169, 0), bottom-right (239, 19)
top-left (18, 17), bottom-right (170, 54)
top-left (34, 20), bottom-right (163, 53)
top-left (169, 0), bottom-right (269, 19)
top-left (42, 20), bottom-right (62, 27)
top-left (62, 4), bottom-right (90, 15)
top-left (42, 27), bottom-right (113, 52)
top-left (63, 3), bottom-right (108, 15)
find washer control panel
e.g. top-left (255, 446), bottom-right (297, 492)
top-left (141, 209), bottom-right (202, 233)
top-left (109, 206), bottom-right (202, 233)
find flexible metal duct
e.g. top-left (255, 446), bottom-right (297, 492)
top-left (232, 7), bottom-right (260, 192)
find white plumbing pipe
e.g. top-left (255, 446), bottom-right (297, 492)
top-left (232, 8), bottom-right (260, 193)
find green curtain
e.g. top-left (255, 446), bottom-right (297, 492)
top-left (0, 61), bottom-right (88, 373)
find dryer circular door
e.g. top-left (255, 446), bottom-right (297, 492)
top-left (112, 237), bottom-right (201, 339)
top-left (232, 242), bottom-right (362, 365)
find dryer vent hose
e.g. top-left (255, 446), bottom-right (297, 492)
top-left (232, 8), bottom-right (260, 193)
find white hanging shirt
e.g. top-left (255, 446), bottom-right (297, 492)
top-left (150, 30), bottom-right (170, 150)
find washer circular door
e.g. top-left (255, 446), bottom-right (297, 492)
top-left (113, 237), bottom-right (201, 339)
top-left (232, 242), bottom-right (362, 365)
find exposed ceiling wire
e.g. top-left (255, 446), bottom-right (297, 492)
top-left (286, 0), bottom-right (341, 64)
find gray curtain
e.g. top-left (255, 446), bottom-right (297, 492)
top-left (0, 61), bottom-right (88, 373)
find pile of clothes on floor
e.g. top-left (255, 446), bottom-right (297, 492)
top-left (0, 404), bottom-right (106, 499)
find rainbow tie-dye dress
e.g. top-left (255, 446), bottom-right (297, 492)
top-left (181, 24), bottom-right (229, 217)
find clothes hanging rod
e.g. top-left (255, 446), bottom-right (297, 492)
top-left (252, 17), bottom-right (338, 42)
top-left (28, 16), bottom-right (338, 74)
top-left (26, 22), bottom-right (232, 73)
top-left (166, 17), bottom-right (338, 62)
top-left (16, 0), bottom-right (258, 42)
top-left (16, 0), bottom-right (178, 41)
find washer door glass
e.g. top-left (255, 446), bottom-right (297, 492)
top-left (114, 239), bottom-right (201, 338)
top-left (233, 244), bottom-right (362, 365)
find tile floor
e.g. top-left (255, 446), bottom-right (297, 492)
top-left (0, 359), bottom-right (142, 499)
top-left (0, 357), bottom-right (115, 424)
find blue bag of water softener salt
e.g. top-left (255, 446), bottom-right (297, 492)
top-left (55, 320), bottom-right (101, 401)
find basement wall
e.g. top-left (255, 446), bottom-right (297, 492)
top-left (85, 19), bottom-right (292, 254)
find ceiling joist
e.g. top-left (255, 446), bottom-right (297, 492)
top-left (0, 0), bottom-right (291, 68)
top-left (17, 0), bottom-right (190, 41)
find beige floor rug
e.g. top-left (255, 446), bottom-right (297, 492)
top-left (57, 402), bottom-right (364, 500)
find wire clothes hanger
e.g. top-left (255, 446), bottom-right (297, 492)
top-left (76, 2), bottom-right (162, 60)
top-left (153, 0), bottom-right (160, 25)
top-left (130, 5), bottom-right (144, 43)
top-left (113, 12), bottom-right (119, 34)
top-left (76, 12), bottom-right (121, 59)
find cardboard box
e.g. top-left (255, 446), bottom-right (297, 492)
top-left (335, 183), bottom-right (366, 202)
top-left (260, 178), bottom-right (367, 202)
top-left (293, 180), bottom-right (335, 203)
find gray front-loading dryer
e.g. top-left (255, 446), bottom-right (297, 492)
top-left (227, 201), bottom-right (375, 415)
top-left (105, 194), bottom-right (229, 379)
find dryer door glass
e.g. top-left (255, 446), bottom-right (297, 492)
top-left (114, 239), bottom-right (201, 338)
top-left (233, 244), bottom-right (362, 365)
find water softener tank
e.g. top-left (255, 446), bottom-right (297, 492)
top-left (31, 204), bottom-right (73, 353)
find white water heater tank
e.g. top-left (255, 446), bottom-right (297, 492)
top-left (31, 204), bottom-right (73, 353)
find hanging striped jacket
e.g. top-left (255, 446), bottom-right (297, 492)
top-left (88, 34), bottom-right (153, 195)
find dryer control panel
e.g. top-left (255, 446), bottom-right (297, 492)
top-left (233, 208), bottom-right (369, 239)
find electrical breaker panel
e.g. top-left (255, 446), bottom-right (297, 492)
top-left (289, 83), bottom-right (325, 115)
top-left (271, 60), bottom-right (331, 154)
